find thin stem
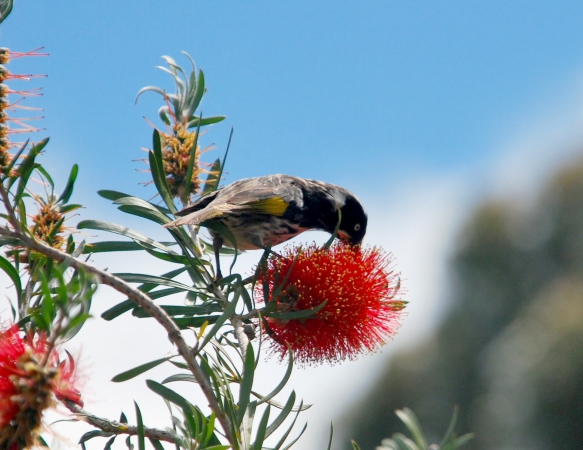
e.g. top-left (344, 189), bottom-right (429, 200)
top-left (0, 224), bottom-right (237, 449)
top-left (63, 401), bottom-right (178, 444)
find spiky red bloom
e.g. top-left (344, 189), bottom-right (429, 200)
top-left (256, 243), bottom-right (405, 365)
top-left (0, 326), bottom-right (82, 447)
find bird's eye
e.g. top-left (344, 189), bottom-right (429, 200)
top-left (354, 224), bottom-right (361, 231)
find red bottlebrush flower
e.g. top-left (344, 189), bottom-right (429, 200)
top-left (256, 242), bottom-right (406, 365)
top-left (0, 325), bottom-right (82, 448)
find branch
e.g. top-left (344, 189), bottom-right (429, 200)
top-left (0, 222), bottom-right (237, 448)
top-left (64, 401), bottom-right (177, 444)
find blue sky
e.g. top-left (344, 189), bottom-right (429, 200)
top-left (5, 1), bottom-right (583, 195)
top-left (4, 1), bottom-right (583, 449)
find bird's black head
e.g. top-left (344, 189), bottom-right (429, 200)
top-left (337, 194), bottom-right (368, 245)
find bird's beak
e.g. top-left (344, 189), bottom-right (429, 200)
top-left (337, 230), bottom-right (350, 241)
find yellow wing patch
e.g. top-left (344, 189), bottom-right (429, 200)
top-left (245, 197), bottom-right (289, 216)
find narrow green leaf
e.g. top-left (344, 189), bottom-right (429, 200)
top-left (77, 220), bottom-right (176, 254)
top-left (266, 300), bottom-right (327, 320)
top-left (101, 268), bottom-right (187, 320)
top-left (113, 273), bottom-right (203, 293)
top-left (114, 196), bottom-right (171, 223)
top-left (251, 404), bottom-right (270, 450)
top-left (58, 164), bottom-right (79, 203)
top-left (132, 304), bottom-right (222, 318)
top-left (322, 208), bottom-right (341, 250)
top-left (279, 422), bottom-right (308, 450)
top-left (186, 115), bottom-right (226, 128)
top-left (274, 400), bottom-right (304, 450)
top-left (237, 344), bottom-right (256, 426)
top-left (265, 391), bottom-right (296, 439)
top-left (439, 406), bottom-right (459, 448)
top-left (173, 315), bottom-right (220, 329)
top-left (395, 408), bottom-right (427, 449)
top-left (98, 189), bottom-right (132, 201)
top-left (146, 379), bottom-right (191, 411)
top-left (78, 430), bottom-right (114, 443)
top-left (351, 440), bottom-right (362, 450)
top-left (182, 112), bottom-right (202, 202)
top-left (192, 69), bottom-right (205, 113)
top-left (134, 402), bottom-right (145, 450)
top-left (83, 241), bottom-right (166, 253)
top-left (3, 138), bottom-right (28, 179)
top-left (327, 423), bottom-right (334, 450)
top-left (197, 291), bottom-right (239, 352)
top-left (216, 127), bottom-right (233, 190)
top-left (112, 357), bottom-right (170, 382)
top-left (147, 438), bottom-right (165, 450)
top-left (258, 350), bottom-right (293, 405)
top-left (202, 158), bottom-right (222, 194)
top-left (0, 254), bottom-right (21, 298)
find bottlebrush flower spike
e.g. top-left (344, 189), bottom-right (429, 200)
top-left (0, 325), bottom-right (82, 448)
top-left (256, 242), bottom-right (406, 365)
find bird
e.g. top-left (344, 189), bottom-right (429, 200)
top-left (164, 174), bottom-right (368, 278)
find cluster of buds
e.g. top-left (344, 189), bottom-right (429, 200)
top-left (257, 242), bottom-right (406, 365)
top-left (0, 325), bottom-right (82, 449)
top-left (161, 122), bottom-right (205, 202)
top-left (29, 195), bottom-right (69, 250)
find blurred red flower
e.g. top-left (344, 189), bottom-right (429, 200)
top-left (0, 325), bottom-right (82, 447)
top-left (256, 242), bottom-right (405, 365)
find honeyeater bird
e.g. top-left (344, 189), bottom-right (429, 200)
top-left (164, 174), bottom-right (367, 277)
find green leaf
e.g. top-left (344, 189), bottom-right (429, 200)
top-left (351, 441), bottom-right (362, 450)
top-left (197, 291), bottom-right (239, 352)
top-left (202, 158), bottom-right (222, 194)
top-left (237, 344), bottom-right (256, 426)
top-left (327, 423), bottom-right (334, 450)
top-left (251, 404), bottom-right (270, 450)
top-left (279, 422), bottom-right (307, 450)
top-left (78, 430), bottom-right (114, 444)
top-left (114, 273), bottom-right (203, 293)
top-left (323, 208), bottom-right (341, 250)
top-left (173, 315), bottom-right (220, 329)
top-left (101, 268), bottom-right (187, 320)
top-left (439, 406), bottom-right (459, 448)
top-left (114, 196), bottom-right (171, 224)
top-left (266, 300), bottom-right (327, 320)
top-left (77, 220), bottom-right (176, 254)
top-left (12, 139), bottom-right (46, 203)
top-left (112, 357), bottom-right (171, 382)
top-left (146, 379), bottom-right (191, 411)
top-left (182, 112), bottom-right (202, 202)
top-left (258, 350), bottom-right (293, 405)
top-left (98, 189), bottom-right (132, 201)
top-left (216, 127), bottom-right (233, 191)
top-left (58, 164), bottom-right (79, 203)
top-left (395, 408), bottom-right (428, 449)
top-left (192, 69), bottom-right (205, 114)
top-left (147, 439), bottom-right (165, 450)
top-left (132, 304), bottom-right (222, 318)
top-left (0, 254), bottom-right (21, 298)
top-left (149, 130), bottom-right (177, 213)
top-left (134, 402), bottom-right (145, 450)
top-left (162, 373), bottom-right (196, 384)
top-left (187, 115), bottom-right (226, 128)
top-left (265, 391), bottom-right (296, 439)
top-left (83, 241), bottom-right (168, 253)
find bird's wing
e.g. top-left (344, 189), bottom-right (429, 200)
top-left (164, 175), bottom-right (304, 228)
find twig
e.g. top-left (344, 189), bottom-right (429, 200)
top-left (0, 223), bottom-right (237, 449)
top-left (63, 400), bottom-right (178, 443)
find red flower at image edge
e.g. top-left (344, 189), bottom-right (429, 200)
top-left (256, 243), bottom-right (406, 365)
top-left (0, 325), bottom-right (82, 430)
